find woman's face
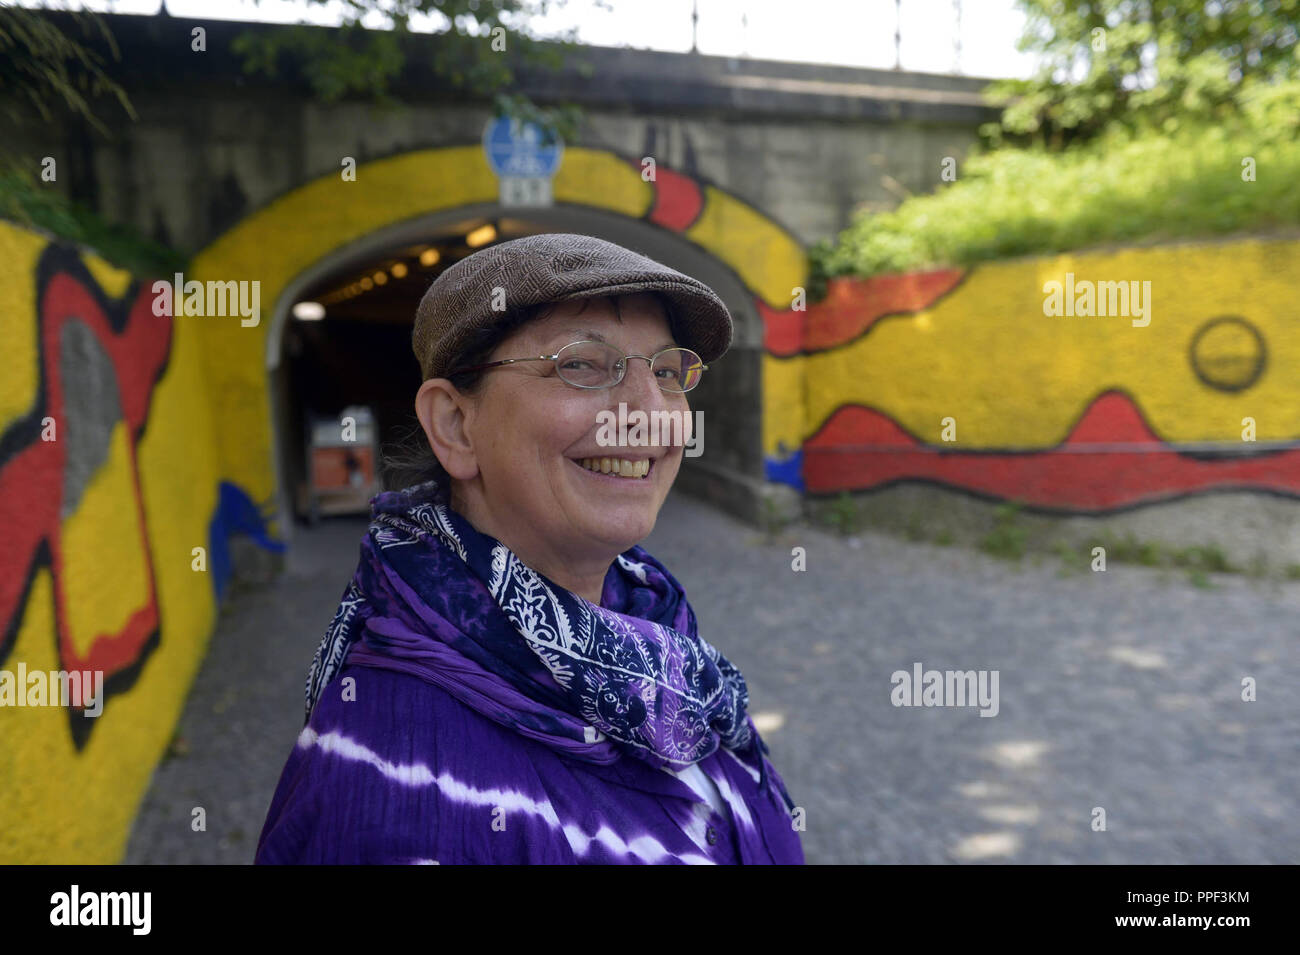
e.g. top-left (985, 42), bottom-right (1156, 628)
top-left (452, 293), bottom-right (691, 563)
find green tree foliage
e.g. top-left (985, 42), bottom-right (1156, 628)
top-left (232, 0), bottom-right (597, 141)
top-left (0, 3), bottom-right (173, 273)
top-left (0, 1), bottom-right (134, 134)
top-left (986, 0), bottom-right (1300, 143)
top-left (814, 1), bottom-right (1300, 281)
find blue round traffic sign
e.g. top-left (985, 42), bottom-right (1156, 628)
top-left (483, 116), bottom-right (564, 178)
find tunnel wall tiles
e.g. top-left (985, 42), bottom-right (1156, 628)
top-left (0, 221), bottom-right (280, 863)
top-left (771, 237), bottom-right (1300, 511)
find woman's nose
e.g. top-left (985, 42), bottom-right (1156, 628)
top-left (614, 357), bottom-right (668, 406)
top-left (610, 357), bottom-right (691, 448)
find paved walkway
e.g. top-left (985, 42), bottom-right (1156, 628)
top-left (125, 490), bottom-right (1300, 864)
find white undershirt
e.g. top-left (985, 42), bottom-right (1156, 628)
top-left (671, 762), bottom-right (730, 818)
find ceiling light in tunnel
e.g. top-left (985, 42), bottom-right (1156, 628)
top-left (293, 301), bottom-right (326, 321)
top-left (360, 277), bottom-right (374, 291)
top-left (466, 224), bottom-right (496, 247)
top-left (373, 271), bottom-right (388, 285)
top-left (419, 248), bottom-right (440, 267)
top-left (391, 262), bottom-right (408, 279)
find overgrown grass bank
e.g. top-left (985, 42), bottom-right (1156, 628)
top-left (811, 121), bottom-right (1300, 283)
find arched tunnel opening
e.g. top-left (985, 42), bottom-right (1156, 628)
top-left (268, 214), bottom-right (768, 529)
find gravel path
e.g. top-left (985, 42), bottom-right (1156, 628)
top-left (124, 490), bottom-right (1300, 864)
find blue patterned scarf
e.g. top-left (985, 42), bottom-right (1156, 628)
top-left (305, 480), bottom-right (760, 773)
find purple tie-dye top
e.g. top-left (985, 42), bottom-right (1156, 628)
top-left (255, 663), bottom-right (804, 864)
top-left (255, 491), bottom-right (805, 865)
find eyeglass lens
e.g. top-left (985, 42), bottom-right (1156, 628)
top-left (555, 341), bottom-right (704, 391)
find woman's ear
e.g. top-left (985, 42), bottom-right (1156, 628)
top-left (415, 379), bottom-right (479, 481)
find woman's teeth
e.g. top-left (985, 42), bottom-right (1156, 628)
top-left (577, 457), bottom-right (650, 479)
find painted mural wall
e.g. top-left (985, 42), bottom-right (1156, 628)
top-left (0, 147), bottom-right (805, 861)
top-left (762, 236), bottom-right (1300, 512)
top-left (7, 138), bottom-right (1291, 860)
top-left (0, 220), bottom-right (281, 863)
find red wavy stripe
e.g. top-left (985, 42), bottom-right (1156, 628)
top-left (803, 392), bottom-right (1300, 510)
top-left (761, 298), bottom-right (802, 354)
top-left (765, 268), bottom-right (965, 358)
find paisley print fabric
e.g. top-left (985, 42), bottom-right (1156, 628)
top-left (305, 480), bottom-right (758, 772)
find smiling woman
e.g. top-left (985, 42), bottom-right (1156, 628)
top-left (418, 296), bottom-right (695, 605)
top-left (254, 233), bottom-right (804, 865)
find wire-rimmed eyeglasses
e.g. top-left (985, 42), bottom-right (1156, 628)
top-left (444, 340), bottom-right (708, 393)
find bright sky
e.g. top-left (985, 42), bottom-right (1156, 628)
top-left (62, 0), bottom-right (1037, 79)
top-left (53, 0), bottom-right (1034, 79)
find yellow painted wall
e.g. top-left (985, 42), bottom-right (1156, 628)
top-left (0, 221), bottom-right (224, 862)
top-left (802, 239), bottom-right (1300, 448)
top-left (775, 236), bottom-right (1300, 507)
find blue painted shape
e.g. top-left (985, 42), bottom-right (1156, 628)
top-left (207, 480), bottom-right (287, 603)
top-left (483, 116), bottom-right (564, 178)
top-left (764, 450), bottom-right (805, 492)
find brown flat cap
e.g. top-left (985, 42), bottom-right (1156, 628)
top-left (412, 233), bottom-right (733, 380)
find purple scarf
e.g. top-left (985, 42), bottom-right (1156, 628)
top-left (304, 480), bottom-right (760, 773)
